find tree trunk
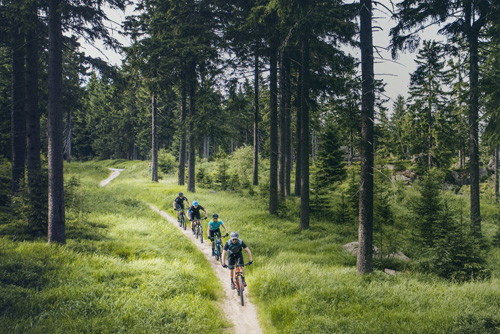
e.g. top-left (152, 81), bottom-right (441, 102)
top-left (284, 53), bottom-right (292, 197)
top-left (187, 64), bottom-right (196, 193)
top-left (278, 49), bottom-right (286, 197)
top-left (26, 6), bottom-right (43, 231)
top-left (299, 36), bottom-right (310, 230)
top-left (357, 0), bottom-right (374, 274)
top-left (11, 22), bottom-right (26, 194)
top-left (178, 68), bottom-right (187, 185)
top-left (47, 0), bottom-right (65, 244)
top-left (269, 46), bottom-right (279, 214)
top-left (469, 33), bottom-right (481, 234)
top-left (495, 146), bottom-right (498, 203)
top-left (294, 66), bottom-right (302, 197)
top-left (64, 111), bottom-right (72, 162)
top-left (151, 90), bottom-right (158, 182)
top-left (253, 52), bottom-right (259, 186)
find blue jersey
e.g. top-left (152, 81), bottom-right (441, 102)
top-left (208, 219), bottom-right (224, 231)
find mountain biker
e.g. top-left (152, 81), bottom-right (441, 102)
top-left (187, 200), bottom-right (208, 234)
top-left (207, 213), bottom-right (228, 256)
top-left (222, 231), bottom-right (253, 289)
top-left (172, 192), bottom-right (190, 221)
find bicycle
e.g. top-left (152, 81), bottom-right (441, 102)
top-left (224, 263), bottom-right (252, 306)
top-left (175, 208), bottom-right (187, 230)
top-left (191, 217), bottom-right (207, 243)
top-left (209, 232), bottom-right (228, 265)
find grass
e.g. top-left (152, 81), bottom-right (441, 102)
top-left (0, 160), bottom-right (228, 333)
top-left (2, 159), bottom-right (500, 333)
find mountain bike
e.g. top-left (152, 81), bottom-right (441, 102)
top-left (225, 263), bottom-right (252, 306)
top-left (209, 232), bottom-right (228, 265)
top-left (175, 208), bottom-right (187, 230)
top-left (191, 217), bottom-right (207, 243)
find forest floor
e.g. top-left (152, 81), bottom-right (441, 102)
top-left (101, 168), bottom-right (262, 334)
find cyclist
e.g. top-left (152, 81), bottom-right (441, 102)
top-left (222, 231), bottom-right (253, 289)
top-left (207, 213), bottom-right (228, 256)
top-left (187, 200), bottom-right (208, 234)
top-left (172, 192), bottom-right (190, 222)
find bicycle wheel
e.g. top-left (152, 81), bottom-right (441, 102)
top-left (182, 215), bottom-right (186, 230)
top-left (195, 224), bottom-right (199, 239)
top-left (199, 226), bottom-right (203, 243)
top-left (218, 244), bottom-right (224, 266)
top-left (239, 277), bottom-right (244, 306)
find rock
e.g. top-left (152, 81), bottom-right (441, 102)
top-left (479, 167), bottom-right (488, 178)
top-left (384, 268), bottom-right (399, 275)
top-left (209, 190), bottom-right (217, 194)
top-left (343, 242), bottom-right (409, 261)
top-left (387, 251), bottom-right (409, 261)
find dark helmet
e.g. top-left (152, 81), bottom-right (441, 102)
top-left (179, 192), bottom-right (183, 196)
top-left (230, 231), bottom-right (239, 239)
top-left (212, 213), bottom-right (219, 219)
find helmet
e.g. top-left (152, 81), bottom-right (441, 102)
top-left (230, 231), bottom-right (239, 239)
top-left (193, 200), bottom-right (198, 206)
top-left (179, 192), bottom-right (183, 196)
top-left (212, 213), bottom-right (219, 219)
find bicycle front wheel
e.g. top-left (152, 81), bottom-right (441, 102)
top-left (239, 277), bottom-right (244, 306)
top-left (218, 244), bottom-right (224, 266)
top-left (199, 226), bottom-right (203, 243)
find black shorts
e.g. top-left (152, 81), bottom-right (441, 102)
top-left (209, 229), bottom-right (221, 239)
top-left (228, 253), bottom-right (244, 266)
top-left (175, 203), bottom-right (185, 210)
top-left (189, 212), bottom-right (201, 220)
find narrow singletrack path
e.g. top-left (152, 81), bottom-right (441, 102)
top-left (99, 168), bottom-right (125, 187)
top-left (149, 204), bottom-right (262, 334)
top-left (100, 170), bottom-right (262, 333)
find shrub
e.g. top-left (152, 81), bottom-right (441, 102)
top-left (157, 149), bottom-right (177, 175)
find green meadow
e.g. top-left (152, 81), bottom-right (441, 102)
top-left (1, 159), bottom-right (500, 333)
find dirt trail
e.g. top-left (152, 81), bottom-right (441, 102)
top-left (149, 204), bottom-right (262, 334)
top-left (100, 169), bottom-right (262, 333)
top-left (99, 168), bottom-right (125, 187)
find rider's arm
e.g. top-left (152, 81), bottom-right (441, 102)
top-left (223, 224), bottom-right (228, 234)
top-left (204, 209), bottom-right (208, 218)
top-left (245, 247), bottom-right (253, 263)
top-left (186, 198), bottom-right (190, 206)
top-left (221, 249), bottom-right (227, 265)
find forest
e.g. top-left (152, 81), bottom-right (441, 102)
top-left (2, 0), bottom-right (500, 333)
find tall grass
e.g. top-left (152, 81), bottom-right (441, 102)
top-left (0, 160), bottom-right (228, 333)
top-left (3, 159), bottom-right (500, 333)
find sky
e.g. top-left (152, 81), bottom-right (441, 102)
top-left (79, 0), bottom-right (444, 111)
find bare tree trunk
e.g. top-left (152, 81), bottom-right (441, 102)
top-left (458, 148), bottom-right (462, 169)
top-left (495, 146), bottom-right (498, 203)
top-left (64, 111), bottom-right (71, 162)
top-left (279, 49), bottom-right (286, 197)
top-left (178, 68), bottom-right (187, 185)
top-left (357, 0), bottom-right (374, 274)
top-left (253, 52), bottom-right (259, 186)
top-left (300, 36), bottom-right (310, 230)
top-left (428, 100), bottom-right (432, 169)
top-left (284, 53), bottom-right (292, 197)
top-left (151, 90), bottom-right (158, 182)
top-left (47, 0), bottom-right (65, 244)
top-left (468, 27), bottom-right (481, 234)
top-left (269, 46), bottom-right (279, 214)
top-left (294, 67), bottom-right (302, 197)
top-left (187, 64), bottom-right (196, 193)
top-left (11, 22), bottom-right (26, 194)
top-left (26, 7), bottom-right (43, 231)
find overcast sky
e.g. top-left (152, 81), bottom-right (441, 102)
top-left (79, 0), bottom-right (444, 111)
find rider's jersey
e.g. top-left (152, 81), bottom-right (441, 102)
top-left (208, 219), bottom-right (224, 231)
top-left (174, 196), bottom-right (188, 205)
top-left (224, 239), bottom-right (247, 256)
top-left (187, 205), bottom-right (205, 216)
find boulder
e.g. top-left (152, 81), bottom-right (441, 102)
top-left (342, 242), bottom-right (409, 261)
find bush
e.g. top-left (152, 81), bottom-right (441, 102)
top-left (158, 149), bottom-right (177, 175)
